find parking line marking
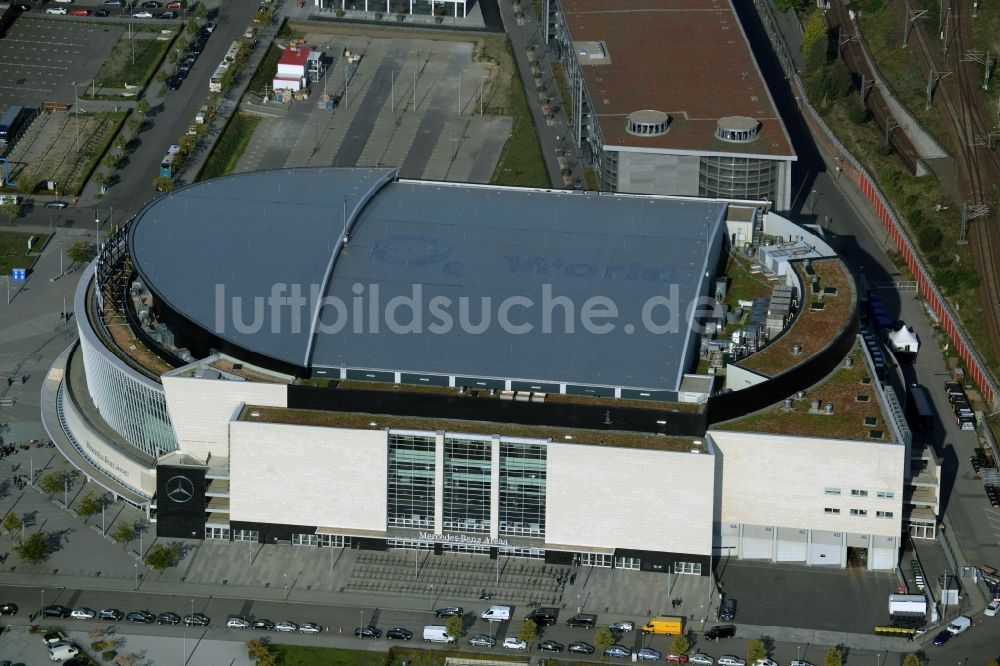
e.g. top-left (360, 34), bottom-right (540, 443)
top-left (0, 84), bottom-right (53, 93)
top-left (0, 37), bottom-right (85, 48)
top-left (0, 61), bottom-right (70, 71)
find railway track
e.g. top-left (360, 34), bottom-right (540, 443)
top-left (903, 0), bottom-right (1000, 362)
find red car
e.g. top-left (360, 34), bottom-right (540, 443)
top-left (666, 655), bottom-right (690, 664)
top-left (166, 0), bottom-right (182, 7)
top-left (70, 7), bottom-right (91, 15)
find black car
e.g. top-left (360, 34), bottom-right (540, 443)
top-left (96, 9), bottom-right (110, 15)
top-left (569, 642), bottom-right (595, 655)
top-left (166, 76), bottom-right (183, 90)
top-left (567, 613), bottom-right (596, 628)
top-left (12, 3), bottom-right (30, 10)
top-left (157, 612), bottom-right (181, 625)
top-left (932, 630), bottom-right (951, 646)
top-left (159, 10), bottom-right (177, 18)
top-left (141, 1), bottom-right (160, 6)
top-left (526, 608), bottom-right (558, 627)
top-left (184, 613), bottom-right (210, 627)
top-left (704, 625), bottom-right (736, 641)
top-left (99, 609), bottom-right (124, 621)
top-left (537, 640), bottom-right (565, 653)
top-left (0, 603), bottom-right (17, 615)
top-left (386, 627), bottom-right (412, 640)
top-left (434, 607), bottom-right (463, 618)
top-left (126, 610), bottom-right (156, 624)
top-left (355, 625), bottom-right (382, 639)
top-left (252, 619), bottom-right (274, 630)
top-left (176, 67), bottom-right (190, 80)
top-left (42, 605), bottom-right (71, 618)
top-left (719, 598), bottom-right (736, 621)
top-left (45, 200), bottom-right (69, 208)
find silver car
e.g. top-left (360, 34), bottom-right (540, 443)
top-left (691, 653), bottom-right (716, 665)
top-left (226, 617), bottom-right (250, 629)
top-left (275, 620), bottom-right (299, 632)
top-left (638, 648), bottom-right (663, 661)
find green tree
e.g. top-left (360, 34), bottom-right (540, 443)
top-left (144, 543), bottom-right (181, 572)
top-left (246, 639), bottom-right (277, 666)
top-left (775, 0), bottom-right (808, 10)
top-left (14, 531), bottom-right (52, 564)
top-left (67, 240), bottom-right (95, 265)
top-left (154, 176), bottom-right (174, 192)
top-left (111, 522), bottom-right (136, 546)
top-left (824, 647), bottom-right (844, 666)
top-left (517, 618), bottom-right (538, 646)
top-left (594, 626), bottom-right (614, 653)
top-left (16, 175), bottom-right (34, 194)
top-left (445, 614), bottom-right (465, 640)
top-left (39, 470), bottom-right (70, 496)
top-left (136, 98), bottom-right (150, 117)
top-left (93, 171), bottom-right (107, 194)
top-left (2, 512), bottom-right (22, 537)
top-left (126, 116), bottom-right (141, 134)
top-left (802, 10), bottom-right (829, 72)
top-left (669, 633), bottom-right (690, 655)
top-left (985, 660), bottom-right (999, 666)
top-left (77, 492), bottom-right (101, 521)
top-left (195, 2), bottom-right (207, 19)
top-left (0, 196), bottom-right (18, 225)
top-left (917, 225), bottom-right (943, 253)
top-left (103, 153), bottom-right (119, 172)
top-left (167, 50), bottom-right (179, 66)
top-left (746, 639), bottom-right (767, 664)
top-left (186, 18), bottom-right (198, 34)
top-left (113, 134), bottom-right (127, 154)
top-left (176, 38), bottom-right (189, 53)
top-left (901, 655), bottom-right (921, 666)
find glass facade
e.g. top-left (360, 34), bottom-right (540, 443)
top-left (698, 156), bottom-right (777, 202)
top-left (443, 437), bottom-right (491, 533)
top-left (499, 442), bottom-right (546, 537)
top-left (387, 433), bottom-right (436, 528)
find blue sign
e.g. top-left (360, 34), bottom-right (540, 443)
top-left (11, 268), bottom-right (25, 281)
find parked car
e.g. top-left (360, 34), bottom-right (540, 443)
top-left (141, 1), bottom-right (160, 7)
top-left (226, 617), bottom-right (250, 629)
top-left (45, 200), bottom-right (69, 208)
top-left (204, 21), bottom-right (215, 32)
top-left (468, 634), bottom-right (495, 647)
top-left (719, 598), bottom-right (737, 621)
top-left (386, 627), bottom-right (412, 640)
top-left (569, 642), bottom-right (596, 655)
top-left (12, 3), bottom-right (31, 9)
top-left (133, 10), bottom-right (153, 17)
top-left (502, 637), bottom-right (527, 650)
top-left (754, 659), bottom-right (778, 666)
top-left (704, 625), bottom-right (736, 641)
top-left (159, 10), bottom-right (177, 18)
top-left (70, 608), bottom-right (96, 620)
top-left (251, 619), bottom-right (274, 630)
top-left (605, 645), bottom-right (632, 659)
top-left (567, 613), bottom-right (596, 628)
top-left (103, 1), bottom-right (123, 5)
top-left (69, 8), bottom-right (91, 15)
top-left (0, 603), bottom-right (18, 615)
top-left (434, 607), bottom-right (463, 618)
top-left (99, 609), bottom-right (124, 621)
top-left (183, 613), bottom-right (210, 626)
top-left (42, 632), bottom-right (68, 646)
top-left (275, 621), bottom-right (300, 633)
top-left (985, 600), bottom-right (1000, 617)
top-left (717, 657), bottom-right (747, 666)
top-left (354, 625), bottom-right (380, 638)
top-left (166, 76), bottom-right (183, 90)
top-left (526, 608), bottom-right (559, 626)
top-left (53, 0), bottom-right (74, 3)
top-left (95, 9), bottom-right (110, 15)
top-left (126, 611), bottom-right (155, 624)
top-left (932, 630), bottom-right (951, 646)
top-left (165, 0), bottom-right (181, 7)
top-left (609, 620), bottom-right (634, 633)
top-left (46, 7), bottom-right (68, 14)
top-left (690, 654), bottom-right (716, 665)
top-left (667, 654), bottom-right (690, 663)
top-left (639, 648), bottom-right (664, 661)
top-left (790, 661), bottom-right (815, 666)
top-left (299, 623), bottom-right (322, 634)
top-left (42, 605), bottom-right (72, 618)
top-left (157, 612), bottom-right (181, 625)
top-left (537, 640), bottom-right (564, 653)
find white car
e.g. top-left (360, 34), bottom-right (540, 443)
top-left (790, 661), bottom-right (815, 666)
top-left (299, 623), bottom-right (322, 633)
top-left (226, 616), bottom-right (250, 629)
top-left (275, 620), bottom-right (299, 632)
top-left (133, 10), bottom-right (153, 17)
top-left (54, 0), bottom-right (74, 3)
top-left (70, 607), bottom-right (96, 620)
top-left (609, 620), bottom-right (635, 632)
top-left (503, 637), bottom-right (528, 650)
top-left (46, 7), bottom-right (68, 13)
top-left (985, 600), bottom-right (1000, 617)
top-left (691, 654), bottom-right (716, 666)
top-left (754, 659), bottom-right (779, 666)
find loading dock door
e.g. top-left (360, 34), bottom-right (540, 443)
top-left (715, 523), bottom-right (739, 556)
top-left (870, 535), bottom-right (898, 570)
top-left (808, 530), bottom-right (843, 566)
top-left (775, 527), bottom-right (807, 562)
top-left (740, 524), bottom-right (773, 560)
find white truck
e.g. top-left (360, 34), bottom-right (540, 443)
top-left (888, 594), bottom-right (927, 618)
top-left (481, 605), bottom-right (511, 622)
top-left (422, 626), bottom-right (455, 643)
top-left (946, 616), bottom-right (972, 635)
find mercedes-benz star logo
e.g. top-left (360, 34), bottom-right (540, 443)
top-left (166, 475), bottom-right (194, 503)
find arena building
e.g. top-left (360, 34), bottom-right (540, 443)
top-left (44, 168), bottom-right (922, 576)
top-left (542, 0), bottom-right (797, 208)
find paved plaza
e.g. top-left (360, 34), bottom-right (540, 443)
top-left (234, 32), bottom-right (511, 182)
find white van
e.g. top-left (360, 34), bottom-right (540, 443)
top-left (0, 194), bottom-right (21, 205)
top-left (946, 616), bottom-right (972, 635)
top-left (481, 605), bottom-right (511, 622)
top-left (49, 642), bottom-right (80, 661)
top-left (423, 625), bottom-right (455, 643)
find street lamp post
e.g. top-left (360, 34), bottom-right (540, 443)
top-left (134, 562), bottom-right (138, 590)
top-left (480, 75), bottom-right (487, 116)
top-left (71, 81), bottom-right (80, 153)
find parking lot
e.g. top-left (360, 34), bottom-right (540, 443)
top-left (234, 31), bottom-right (512, 182)
top-left (0, 16), bottom-right (122, 109)
top-left (718, 560), bottom-right (898, 633)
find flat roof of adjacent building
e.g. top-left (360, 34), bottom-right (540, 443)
top-left (560, 0), bottom-right (795, 159)
top-left (129, 167), bottom-right (728, 395)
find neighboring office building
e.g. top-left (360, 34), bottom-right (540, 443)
top-left (543, 0), bottom-right (796, 209)
top-left (48, 168), bottom-right (906, 575)
top-left (312, 0), bottom-right (470, 18)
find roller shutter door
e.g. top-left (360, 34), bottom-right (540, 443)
top-left (775, 527), bottom-right (807, 562)
top-left (714, 523), bottom-right (739, 556)
top-left (870, 535), bottom-right (898, 570)
top-left (808, 530), bottom-right (843, 566)
top-left (740, 524), bottom-right (773, 560)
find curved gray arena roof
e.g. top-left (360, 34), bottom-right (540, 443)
top-left (130, 168), bottom-right (727, 394)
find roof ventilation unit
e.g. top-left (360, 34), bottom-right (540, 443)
top-left (626, 110), bottom-right (670, 137)
top-left (716, 116), bottom-right (761, 143)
